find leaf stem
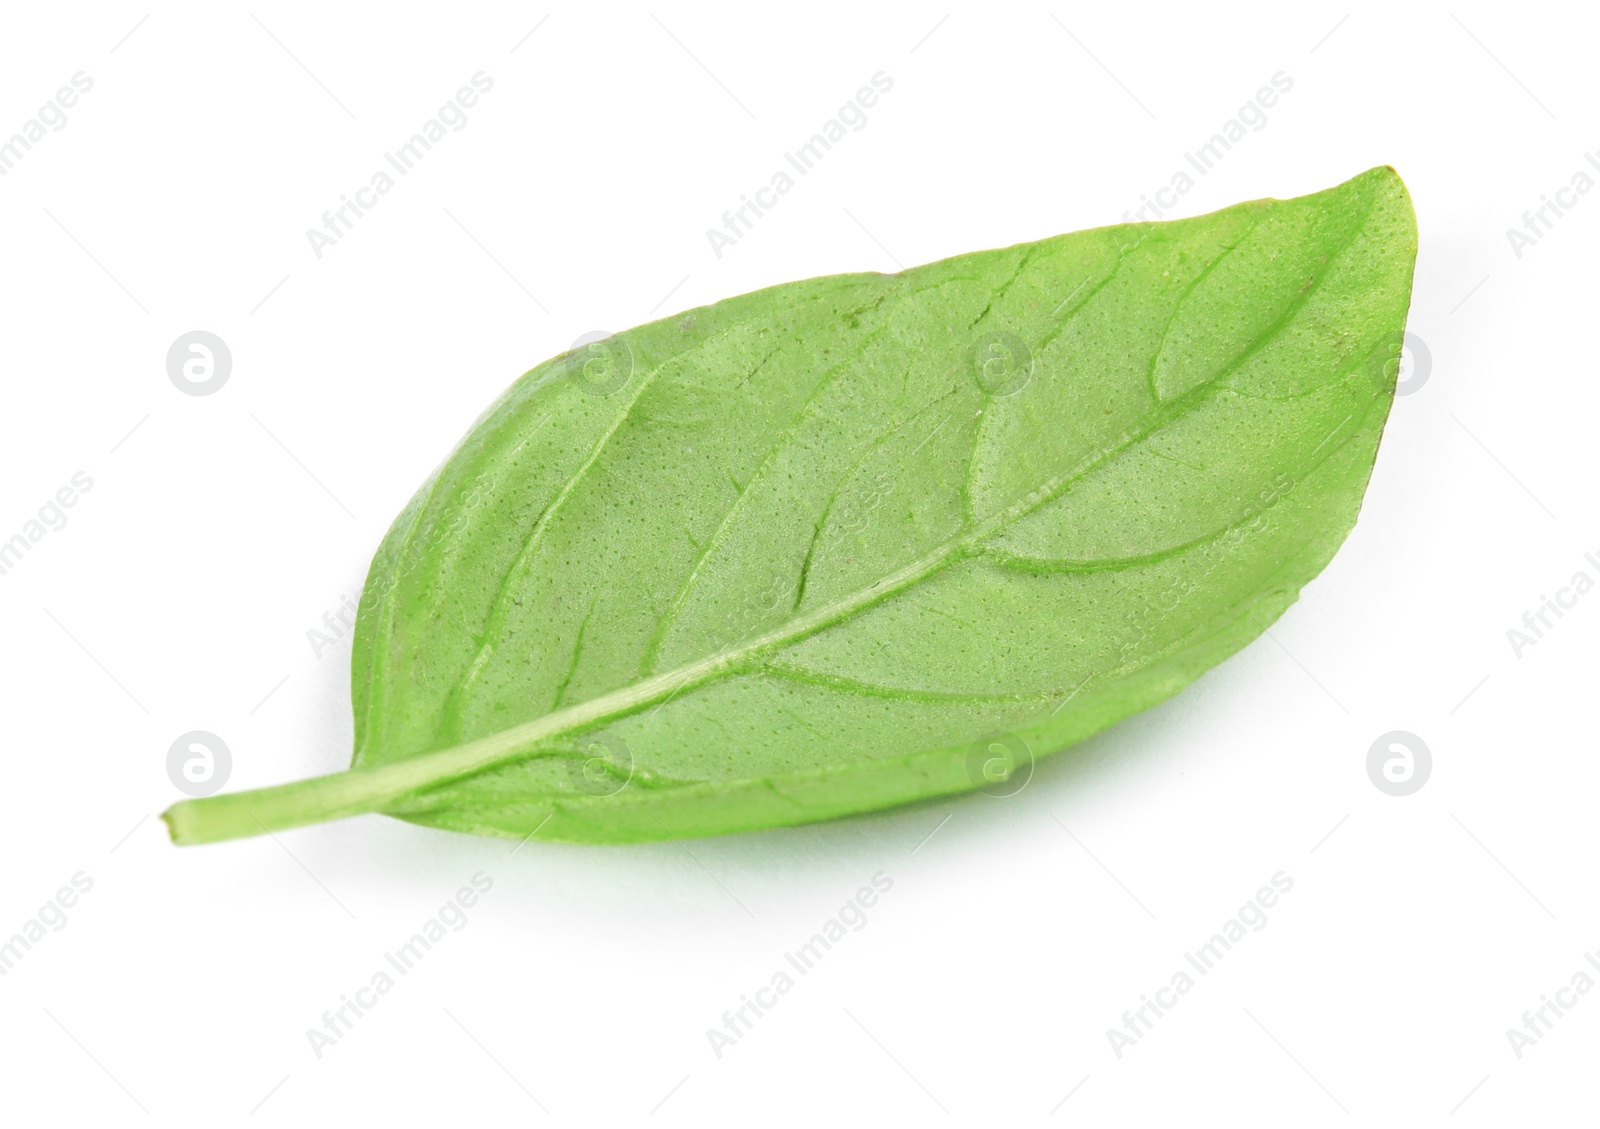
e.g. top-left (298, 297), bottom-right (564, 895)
top-left (163, 661), bottom-right (714, 845)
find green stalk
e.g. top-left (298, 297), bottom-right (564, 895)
top-left (164, 662), bottom-right (719, 845)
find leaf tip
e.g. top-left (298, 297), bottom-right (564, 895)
top-left (1358, 164), bottom-right (1412, 205)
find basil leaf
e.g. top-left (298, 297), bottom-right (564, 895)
top-left (165, 167), bottom-right (1417, 845)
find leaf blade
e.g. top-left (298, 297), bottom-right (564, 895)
top-left (164, 167), bottom-right (1416, 846)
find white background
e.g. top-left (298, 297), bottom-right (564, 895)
top-left (0, 2), bottom-right (1594, 1125)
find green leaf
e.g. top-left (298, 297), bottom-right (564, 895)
top-left (164, 167), bottom-right (1417, 846)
